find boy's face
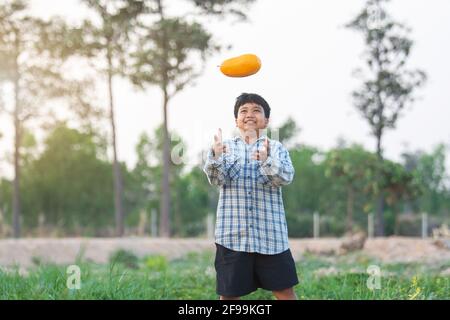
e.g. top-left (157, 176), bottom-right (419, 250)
top-left (235, 102), bottom-right (269, 132)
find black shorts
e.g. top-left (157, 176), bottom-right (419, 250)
top-left (214, 243), bottom-right (299, 297)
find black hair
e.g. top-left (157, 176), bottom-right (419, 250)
top-left (234, 93), bottom-right (271, 119)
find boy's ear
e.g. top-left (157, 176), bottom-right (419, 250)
top-left (235, 118), bottom-right (238, 127)
top-left (264, 118), bottom-right (269, 127)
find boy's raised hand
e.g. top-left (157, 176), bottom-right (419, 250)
top-left (252, 137), bottom-right (270, 162)
top-left (212, 128), bottom-right (227, 159)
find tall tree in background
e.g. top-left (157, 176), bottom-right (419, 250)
top-left (79, 0), bottom-right (145, 236)
top-left (129, 0), bottom-right (255, 237)
top-left (346, 0), bottom-right (426, 236)
top-left (0, 0), bottom-right (76, 237)
top-left (130, 126), bottom-right (194, 236)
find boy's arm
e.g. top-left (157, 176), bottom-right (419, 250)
top-left (203, 148), bottom-right (226, 186)
top-left (258, 143), bottom-right (295, 187)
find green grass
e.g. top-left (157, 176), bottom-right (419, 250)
top-left (0, 250), bottom-right (449, 300)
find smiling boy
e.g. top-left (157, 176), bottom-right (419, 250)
top-left (203, 93), bottom-right (299, 300)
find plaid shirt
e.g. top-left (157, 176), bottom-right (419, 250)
top-left (203, 134), bottom-right (295, 254)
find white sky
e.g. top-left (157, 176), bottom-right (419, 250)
top-left (1, 0), bottom-right (449, 178)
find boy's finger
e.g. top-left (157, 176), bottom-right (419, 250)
top-left (265, 138), bottom-right (270, 154)
top-left (218, 128), bottom-right (222, 142)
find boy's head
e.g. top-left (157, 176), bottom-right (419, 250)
top-left (234, 93), bottom-right (270, 132)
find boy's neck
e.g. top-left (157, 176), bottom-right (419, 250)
top-left (239, 128), bottom-right (266, 144)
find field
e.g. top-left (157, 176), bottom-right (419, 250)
top-left (1, 248), bottom-right (449, 300)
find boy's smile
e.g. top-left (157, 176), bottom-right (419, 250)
top-left (235, 103), bottom-right (269, 138)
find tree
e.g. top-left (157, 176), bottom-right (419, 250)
top-left (129, 126), bottom-right (186, 236)
top-left (129, 0), bottom-right (256, 237)
top-left (174, 166), bottom-right (210, 236)
top-left (21, 123), bottom-right (116, 234)
top-left (129, 132), bottom-right (156, 215)
top-left (379, 159), bottom-right (422, 207)
top-left (402, 144), bottom-right (450, 216)
top-left (0, 0), bottom-right (77, 237)
top-left (325, 145), bottom-right (378, 233)
top-left (74, 0), bottom-right (145, 236)
top-left (346, 0), bottom-right (427, 236)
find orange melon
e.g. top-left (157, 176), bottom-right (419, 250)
top-left (219, 54), bottom-right (261, 77)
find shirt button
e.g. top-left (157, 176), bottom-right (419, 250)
top-left (248, 191), bottom-right (251, 195)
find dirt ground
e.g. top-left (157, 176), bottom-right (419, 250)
top-left (0, 237), bottom-right (450, 269)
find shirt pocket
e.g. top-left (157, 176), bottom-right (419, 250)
top-left (224, 153), bottom-right (241, 181)
top-left (256, 163), bottom-right (271, 186)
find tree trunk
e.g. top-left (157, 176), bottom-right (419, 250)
top-left (375, 131), bottom-right (385, 237)
top-left (346, 185), bottom-right (354, 233)
top-left (160, 91), bottom-right (171, 237)
top-left (157, 0), bottom-right (171, 237)
top-left (107, 50), bottom-right (124, 237)
top-left (12, 81), bottom-right (21, 238)
top-left (12, 34), bottom-right (21, 238)
top-left (375, 192), bottom-right (385, 236)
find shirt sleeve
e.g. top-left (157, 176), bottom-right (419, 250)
top-left (203, 148), bottom-right (226, 186)
top-left (258, 142), bottom-right (295, 187)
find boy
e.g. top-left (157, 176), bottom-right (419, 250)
top-left (203, 93), bottom-right (298, 300)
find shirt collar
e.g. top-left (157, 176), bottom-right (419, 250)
top-left (233, 133), bottom-right (268, 144)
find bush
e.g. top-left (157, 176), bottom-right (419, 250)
top-left (108, 249), bottom-right (139, 269)
top-left (145, 255), bottom-right (168, 272)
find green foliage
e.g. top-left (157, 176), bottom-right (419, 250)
top-left (109, 249), bottom-right (139, 269)
top-left (128, 126), bottom-right (210, 236)
top-left (20, 123), bottom-right (115, 232)
top-left (144, 255), bottom-right (168, 272)
top-left (129, 16), bottom-right (217, 95)
top-left (0, 114), bottom-right (448, 237)
top-left (189, 0), bottom-right (256, 21)
top-left (413, 145), bottom-right (450, 215)
top-left (77, 0), bottom-right (145, 75)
